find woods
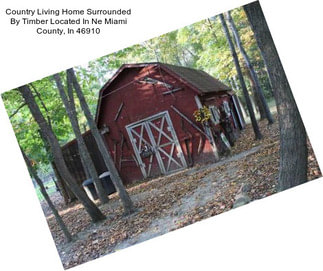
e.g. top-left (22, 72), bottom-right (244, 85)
top-left (1, 2), bottom-right (320, 269)
top-left (226, 11), bottom-right (274, 125)
top-left (219, 13), bottom-right (262, 140)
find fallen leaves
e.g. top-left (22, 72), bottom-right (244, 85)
top-left (40, 114), bottom-right (321, 269)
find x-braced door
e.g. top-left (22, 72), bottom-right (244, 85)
top-left (126, 111), bottom-right (187, 178)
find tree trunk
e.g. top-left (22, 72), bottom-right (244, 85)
top-left (21, 148), bottom-right (73, 242)
top-left (37, 127), bottom-right (73, 204)
top-left (226, 11), bottom-right (274, 124)
top-left (219, 13), bottom-right (262, 140)
top-left (243, 1), bottom-right (308, 190)
top-left (53, 73), bottom-right (109, 205)
top-left (259, 68), bottom-right (274, 97)
top-left (67, 68), bottom-right (135, 215)
top-left (253, 87), bottom-right (266, 120)
top-left (19, 85), bottom-right (106, 222)
top-left (51, 161), bottom-right (71, 204)
top-left (245, 68), bottom-right (266, 120)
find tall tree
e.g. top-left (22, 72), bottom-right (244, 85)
top-left (18, 84), bottom-right (106, 222)
top-left (243, 1), bottom-right (308, 190)
top-left (68, 68), bottom-right (135, 215)
top-left (244, 66), bottom-right (266, 120)
top-left (21, 147), bottom-right (73, 242)
top-left (219, 13), bottom-right (262, 140)
top-left (37, 127), bottom-right (72, 204)
top-left (53, 73), bottom-right (109, 205)
top-left (226, 11), bottom-right (274, 124)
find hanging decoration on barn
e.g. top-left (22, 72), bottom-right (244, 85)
top-left (193, 106), bottom-right (212, 123)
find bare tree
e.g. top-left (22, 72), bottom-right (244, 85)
top-left (67, 68), bottom-right (135, 215)
top-left (226, 11), bottom-right (274, 125)
top-left (53, 73), bottom-right (108, 205)
top-left (243, 1), bottom-right (308, 190)
top-left (19, 84), bottom-right (106, 222)
top-left (219, 13), bottom-right (262, 140)
top-left (21, 148), bottom-right (73, 242)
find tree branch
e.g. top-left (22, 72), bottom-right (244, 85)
top-left (9, 102), bottom-right (27, 119)
top-left (30, 83), bottom-right (53, 127)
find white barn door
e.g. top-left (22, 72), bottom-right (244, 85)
top-left (126, 111), bottom-right (187, 178)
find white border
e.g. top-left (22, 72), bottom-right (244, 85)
top-left (0, 1), bottom-right (322, 270)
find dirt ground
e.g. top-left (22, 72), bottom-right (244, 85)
top-left (40, 117), bottom-right (321, 269)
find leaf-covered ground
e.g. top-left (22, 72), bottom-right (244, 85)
top-left (41, 116), bottom-right (321, 269)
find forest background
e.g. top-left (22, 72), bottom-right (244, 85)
top-left (0, 0), bottom-right (322, 271)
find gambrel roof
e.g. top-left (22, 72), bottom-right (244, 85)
top-left (95, 62), bottom-right (231, 121)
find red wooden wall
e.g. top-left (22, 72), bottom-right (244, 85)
top-left (96, 65), bottom-right (236, 184)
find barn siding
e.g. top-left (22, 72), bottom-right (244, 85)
top-left (97, 65), bottom-right (224, 184)
top-left (61, 63), bottom-right (243, 191)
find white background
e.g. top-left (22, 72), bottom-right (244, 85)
top-left (0, 0), bottom-right (322, 270)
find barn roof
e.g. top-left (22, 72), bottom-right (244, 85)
top-left (95, 62), bottom-right (231, 121)
top-left (160, 63), bottom-right (231, 94)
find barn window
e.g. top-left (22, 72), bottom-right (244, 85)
top-left (223, 101), bottom-right (231, 116)
top-left (209, 105), bottom-right (221, 125)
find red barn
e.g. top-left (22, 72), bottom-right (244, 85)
top-left (62, 62), bottom-right (245, 195)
